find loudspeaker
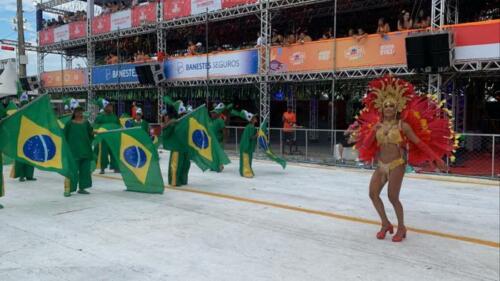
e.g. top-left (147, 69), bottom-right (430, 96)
top-left (19, 77), bottom-right (30, 91)
top-left (405, 32), bottom-right (452, 71)
top-left (135, 63), bottom-right (165, 85)
top-left (429, 33), bottom-right (452, 68)
top-left (405, 35), bottom-right (427, 69)
top-left (135, 65), bottom-right (154, 85)
top-left (19, 76), bottom-right (40, 91)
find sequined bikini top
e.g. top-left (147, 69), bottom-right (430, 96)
top-left (376, 120), bottom-right (403, 145)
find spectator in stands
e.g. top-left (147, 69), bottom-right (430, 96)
top-left (398, 10), bottom-right (413, 31)
top-left (348, 28), bottom-right (355, 37)
top-left (157, 50), bottom-right (166, 62)
top-left (187, 41), bottom-right (197, 56)
top-left (353, 28), bottom-right (368, 42)
top-left (107, 53), bottom-right (118, 64)
top-left (103, 3), bottom-right (111, 14)
top-left (321, 28), bottom-right (333, 40)
top-left (195, 42), bottom-right (203, 53)
top-left (272, 30), bottom-right (285, 46)
top-left (376, 18), bottom-right (391, 37)
top-left (414, 9), bottom-right (431, 29)
top-left (255, 31), bottom-right (266, 47)
top-left (286, 32), bottom-right (297, 45)
top-left (298, 31), bottom-right (312, 44)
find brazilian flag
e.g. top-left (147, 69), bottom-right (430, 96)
top-left (175, 105), bottom-right (230, 171)
top-left (258, 121), bottom-right (286, 169)
top-left (93, 123), bottom-right (121, 170)
top-left (58, 113), bottom-right (72, 129)
top-left (120, 113), bottom-right (134, 128)
top-left (0, 95), bottom-right (76, 182)
top-left (6, 101), bottom-right (17, 116)
top-left (94, 127), bottom-right (164, 194)
top-left (152, 135), bottom-right (160, 149)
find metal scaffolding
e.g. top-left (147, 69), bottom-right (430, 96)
top-left (36, 0), bottom-right (500, 127)
top-left (259, 0), bottom-right (271, 125)
top-left (86, 0), bottom-right (96, 120)
top-left (156, 0), bottom-right (166, 122)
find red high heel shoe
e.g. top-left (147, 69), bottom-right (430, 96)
top-left (376, 224), bottom-right (394, 240)
top-left (392, 227), bottom-right (407, 242)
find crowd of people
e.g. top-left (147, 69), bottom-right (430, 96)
top-left (96, 35), bottom-right (158, 65)
top-left (40, 0), bottom-right (155, 30)
top-left (270, 9), bottom-right (431, 47)
top-left (41, 10), bottom-right (86, 29)
top-left (101, 0), bottom-right (155, 15)
top-left (48, 2), bottom-right (493, 65)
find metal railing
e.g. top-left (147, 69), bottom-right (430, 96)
top-left (224, 126), bottom-right (500, 180)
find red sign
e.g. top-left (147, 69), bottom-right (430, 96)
top-left (92, 14), bottom-right (111, 34)
top-left (221, 0), bottom-right (256, 9)
top-left (39, 29), bottom-right (54, 46)
top-left (452, 20), bottom-right (499, 46)
top-left (164, 0), bottom-right (191, 20)
top-left (132, 2), bottom-right (157, 27)
top-left (69, 21), bottom-right (86, 39)
top-left (451, 20), bottom-right (500, 61)
top-left (1, 46), bottom-right (15, 51)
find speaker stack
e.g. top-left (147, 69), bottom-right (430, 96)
top-left (405, 32), bottom-right (453, 72)
top-left (135, 62), bottom-right (165, 85)
top-left (19, 76), bottom-right (40, 91)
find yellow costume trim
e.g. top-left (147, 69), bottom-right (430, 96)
top-left (242, 153), bottom-right (254, 178)
top-left (10, 165), bottom-right (16, 179)
top-left (170, 152), bottom-right (179, 186)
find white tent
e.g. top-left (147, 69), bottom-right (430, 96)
top-left (0, 61), bottom-right (18, 98)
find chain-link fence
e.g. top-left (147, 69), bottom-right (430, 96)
top-left (224, 126), bottom-right (499, 180)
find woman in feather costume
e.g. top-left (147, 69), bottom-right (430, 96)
top-left (352, 76), bottom-right (457, 242)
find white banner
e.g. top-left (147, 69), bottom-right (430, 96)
top-left (54, 25), bottom-right (70, 42)
top-left (191, 0), bottom-right (222, 15)
top-left (111, 9), bottom-right (132, 31)
top-left (164, 49), bottom-right (258, 80)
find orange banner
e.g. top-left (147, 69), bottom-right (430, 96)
top-left (41, 69), bottom-right (87, 88)
top-left (270, 32), bottom-right (408, 73)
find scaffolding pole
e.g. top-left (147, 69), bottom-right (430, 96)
top-left (259, 0), bottom-right (271, 126)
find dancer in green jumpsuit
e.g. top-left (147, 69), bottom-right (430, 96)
top-left (64, 107), bottom-right (94, 197)
top-left (12, 96), bottom-right (36, 182)
top-left (131, 108), bottom-right (149, 134)
top-left (94, 102), bottom-right (120, 174)
top-left (239, 115), bottom-right (258, 178)
top-left (162, 108), bottom-right (190, 187)
top-left (209, 110), bottom-right (226, 172)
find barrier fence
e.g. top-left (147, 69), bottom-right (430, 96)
top-left (222, 126), bottom-right (499, 180)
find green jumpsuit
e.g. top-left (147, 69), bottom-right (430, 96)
top-left (239, 123), bottom-right (257, 178)
top-left (162, 122), bottom-right (190, 186)
top-left (12, 161), bottom-right (35, 181)
top-left (209, 118), bottom-right (226, 172)
top-left (94, 113), bottom-right (120, 171)
top-left (131, 119), bottom-right (149, 134)
top-left (64, 120), bottom-right (94, 193)
top-left (211, 118), bottom-right (225, 147)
